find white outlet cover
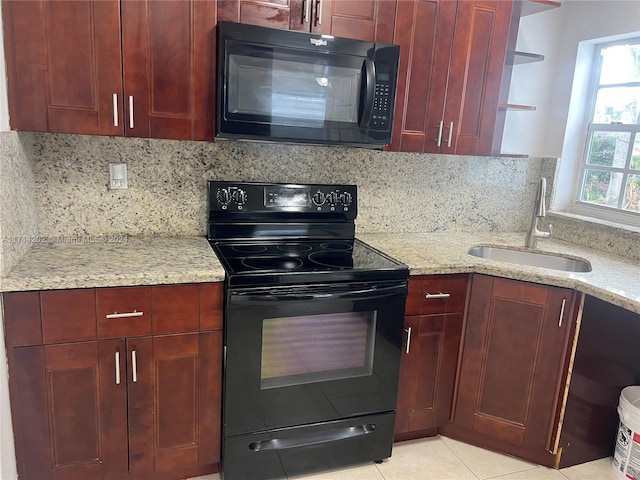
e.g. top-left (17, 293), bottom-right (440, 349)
top-left (109, 163), bottom-right (128, 190)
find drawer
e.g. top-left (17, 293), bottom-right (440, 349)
top-left (41, 289), bottom-right (97, 343)
top-left (152, 284), bottom-right (200, 334)
top-left (405, 275), bottom-right (469, 315)
top-left (97, 286), bottom-right (152, 338)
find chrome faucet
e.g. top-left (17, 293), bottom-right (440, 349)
top-left (526, 178), bottom-right (553, 248)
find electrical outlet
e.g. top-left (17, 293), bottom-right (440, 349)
top-left (109, 163), bottom-right (128, 190)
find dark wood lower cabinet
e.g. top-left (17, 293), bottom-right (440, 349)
top-left (395, 313), bottom-right (464, 438)
top-left (4, 284), bottom-right (223, 480)
top-left (441, 275), bottom-right (582, 467)
top-left (395, 274), bottom-right (468, 440)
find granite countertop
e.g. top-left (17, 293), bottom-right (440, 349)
top-left (0, 235), bottom-right (225, 291)
top-left (359, 232), bottom-right (640, 315)
top-left (2, 232), bottom-right (638, 315)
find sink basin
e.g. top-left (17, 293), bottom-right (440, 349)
top-left (468, 245), bottom-right (592, 272)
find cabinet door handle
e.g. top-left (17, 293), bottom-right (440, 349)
top-left (316, 0), bottom-right (322, 25)
top-left (129, 96), bottom-right (134, 129)
top-left (112, 93), bottom-right (119, 127)
top-left (405, 327), bottom-right (412, 354)
top-left (105, 311), bottom-right (143, 319)
top-left (303, 0), bottom-right (310, 23)
top-left (131, 350), bottom-right (138, 383)
top-left (435, 121), bottom-right (443, 147)
top-left (424, 292), bottom-right (451, 299)
top-left (558, 298), bottom-right (566, 327)
top-left (446, 121), bottom-right (453, 148)
top-left (115, 350), bottom-right (121, 385)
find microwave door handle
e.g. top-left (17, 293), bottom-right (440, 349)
top-left (359, 58), bottom-right (376, 128)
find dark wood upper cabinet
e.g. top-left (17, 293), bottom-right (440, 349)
top-left (218, 0), bottom-right (396, 42)
top-left (2, 0), bottom-right (123, 135)
top-left (2, 0), bottom-right (217, 141)
top-left (121, 0), bottom-right (217, 140)
top-left (389, 0), bottom-right (512, 155)
top-left (443, 274), bottom-right (582, 467)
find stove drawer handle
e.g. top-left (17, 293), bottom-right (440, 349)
top-left (248, 423), bottom-right (376, 452)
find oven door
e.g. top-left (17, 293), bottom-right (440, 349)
top-left (223, 279), bottom-right (407, 437)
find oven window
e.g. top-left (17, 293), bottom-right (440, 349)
top-left (260, 311), bottom-right (376, 389)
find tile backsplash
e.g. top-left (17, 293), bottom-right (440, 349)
top-left (25, 132), bottom-right (550, 238)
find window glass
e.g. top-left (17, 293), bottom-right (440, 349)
top-left (575, 39), bottom-right (640, 221)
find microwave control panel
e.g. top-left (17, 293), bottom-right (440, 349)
top-left (371, 69), bottom-right (394, 130)
top-left (372, 82), bottom-right (391, 129)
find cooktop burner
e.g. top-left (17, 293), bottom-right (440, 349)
top-left (210, 238), bottom-right (405, 285)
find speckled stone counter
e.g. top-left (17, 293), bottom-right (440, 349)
top-left (358, 232), bottom-right (640, 315)
top-left (2, 232), bottom-right (638, 316)
top-left (0, 235), bottom-right (225, 291)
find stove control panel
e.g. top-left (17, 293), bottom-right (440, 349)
top-left (209, 181), bottom-right (357, 216)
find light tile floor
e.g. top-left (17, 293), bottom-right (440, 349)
top-left (189, 435), bottom-right (619, 480)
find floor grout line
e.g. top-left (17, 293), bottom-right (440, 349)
top-left (436, 435), bottom-right (482, 480)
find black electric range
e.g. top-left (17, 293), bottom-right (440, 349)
top-left (206, 181), bottom-right (409, 480)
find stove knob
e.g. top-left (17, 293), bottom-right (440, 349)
top-left (232, 188), bottom-right (247, 205)
top-left (312, 191), bottom-right (326, 206)
top-left (216, 188), bottom-right (230, 205)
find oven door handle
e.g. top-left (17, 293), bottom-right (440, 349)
top-left (231, 283), bottom-right (407, 303)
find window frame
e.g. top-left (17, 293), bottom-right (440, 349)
top-left (571, 38), bottom-right (640, 227)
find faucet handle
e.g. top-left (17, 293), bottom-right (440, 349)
top-left (536, 178), bottom-right (547, 217)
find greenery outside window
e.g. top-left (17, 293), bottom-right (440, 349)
top-left (576, 40), bottom-right (640, 222)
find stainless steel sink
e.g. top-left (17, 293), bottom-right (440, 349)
top-left (468, 245), bottom-right (592, 272)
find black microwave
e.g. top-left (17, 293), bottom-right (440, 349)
top-left (216, 21), bottom-right (400, 149)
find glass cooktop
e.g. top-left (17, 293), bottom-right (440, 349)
top-left (210, 238), bottom-right (408, 286)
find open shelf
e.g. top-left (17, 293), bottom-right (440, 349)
top-left (521, 0), bottom-right (561, 16)
top-left (491, 152), bottom-right (530, 158)
top-left (498, 103), bottom-right (537, 111)
top-left (507, 50), bottom-right (545, 65)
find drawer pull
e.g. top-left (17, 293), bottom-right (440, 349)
top-left (129, 95), bottom-right (134, 129)
top-left (115, 350), bottom-right (121, 385)
top-left (112, 93), bottom-right (118, 127)
top-left (105, 311), bottom-right (143, 319)
top-left (132, 350), bottom-right (138, 383)
top-left (558, 298), bottom-right (566, 327)
top-left (424, 292), bottom-right (451, 299)
top-left (405, 327), bottom-right (412, 354)
top-left (435, 121), bottom-right (443, 147)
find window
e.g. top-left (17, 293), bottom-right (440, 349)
top-left (575, 40), bottom-right (640, 222)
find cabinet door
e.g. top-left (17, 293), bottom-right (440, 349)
top-left (218, 0), bottom-right (305, 30)
top-left (453, 275), bottom-right (576, 454)
top-left (2, 0), bottom-right (123, 135)
top-left (310, 0), bottom-right (396, 42)
top-left (442, 0), bottom-right (512, 155)
top-left (396, 312), bottom-right (464, 435)
top-left (9, 341), bottom-right (128, 480)
top-left (389, 0), bottom-right (456, 152)
top-left (121, 0), bottom-right (217, 140)
top-left (127, 332), bottom-right (223, 474)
